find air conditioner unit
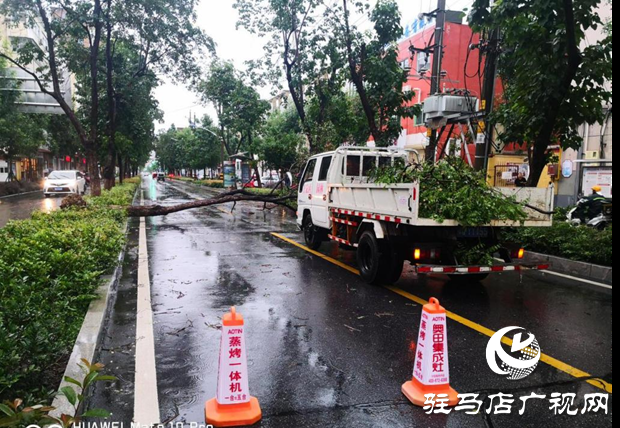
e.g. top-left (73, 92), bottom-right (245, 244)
top-left (584, 150), bottom-right (600, 160)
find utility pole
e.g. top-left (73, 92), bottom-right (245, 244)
top-left (425, 0), bottom-right (447, 161)
top-left (474, 28), bottom-right (501, 172)
top-left (429, 0), bottom-right (446, 96)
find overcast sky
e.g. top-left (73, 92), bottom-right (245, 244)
top-left (153, 0), bottom-right (473, 131)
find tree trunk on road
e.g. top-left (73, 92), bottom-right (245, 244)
top-left (127, 190), bottom-right (295, 217)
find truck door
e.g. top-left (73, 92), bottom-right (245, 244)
top-left (298, 158), bottom-right (318, 222)
top-left (312, 155), bottom-right (333, 228)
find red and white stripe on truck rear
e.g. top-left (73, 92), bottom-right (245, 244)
top-left (415, 264), bottom-right (551, 274)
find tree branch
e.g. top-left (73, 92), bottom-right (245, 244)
top-left (126, 189), bottom-right (296, 217)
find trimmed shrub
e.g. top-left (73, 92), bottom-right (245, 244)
top-left (503, 222), bottom-right (612, 266)
top-left (0, 181), bottom-right (138, 402)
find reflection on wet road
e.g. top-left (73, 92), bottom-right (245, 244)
top-left (0, 191), bottom-right (61, 227)
top-left (140, 178), bottom-right (611, 427)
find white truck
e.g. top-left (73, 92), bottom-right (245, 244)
top-left (296, 147), bottom-right (554, 284)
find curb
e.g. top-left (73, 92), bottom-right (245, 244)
top-left (524, 251), bottom-right (612, 285)
top-left (49, 187), bottom-right (139, 418)
top-left (0, 190), bottom-right (42, 199)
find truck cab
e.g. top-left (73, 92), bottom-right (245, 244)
top-left (297, 149), bottom-right (408, 231)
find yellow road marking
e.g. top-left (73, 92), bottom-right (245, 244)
top-left (271, 232), bottom-right (359, 275)
top-left (270, 232), bottom-right (612, 394)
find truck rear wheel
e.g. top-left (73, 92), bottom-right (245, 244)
top-left (382, 244), bottom-right (404, 284)
top-left (303, 214), bottom-right (324, 251)
top-left (357, 231), bottom-right (382, 284)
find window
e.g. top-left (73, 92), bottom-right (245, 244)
top-left (362, 156), bottom-right (376, 177)
top-left (378, 156), bottom-right (392, 169)
top-left (344, 156), bottom-right (361, 177)
top-left (414, 104), bottom-right (425, 126)
top-left (318, 156), bottom-right (332, 181)
top-left (299, 159), bottom-right (317, 192)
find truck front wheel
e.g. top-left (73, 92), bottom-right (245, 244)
top-left (303, 214), bottom-right (324, 250)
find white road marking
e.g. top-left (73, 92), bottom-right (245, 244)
top-left (537, 269), bottom-right (612, 290)
top-left (134, 190), bottom-right (161, 424)
top-left (492, 257), bottom-right (612, 290)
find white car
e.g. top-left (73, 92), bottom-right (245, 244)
top-left (44, 170), bottom-right (86, 197)
top-left (261, 174), bottom-right (281, 188)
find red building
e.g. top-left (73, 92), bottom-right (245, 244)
top-left (394, 12), bottom-right (483, 160)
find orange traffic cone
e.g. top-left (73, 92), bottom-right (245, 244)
top-left (205, 307), bottom-right (262, 427)
top-left (402, 297), bottom-right (459, 407)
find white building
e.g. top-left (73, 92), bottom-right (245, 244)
top-left (556, 1), bottom-right (613, 206)
top-left (1, 13), bottom-right (74, 114)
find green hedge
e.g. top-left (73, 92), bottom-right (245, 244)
top-left (503, 222), bottom-right (612, 267)
top-left (0, 181), bottom-right (138, 403)
top-left (172, 176), bottom-right (224, 188)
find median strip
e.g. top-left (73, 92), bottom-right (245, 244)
top-left (134, 191), bottom-right (161, 424)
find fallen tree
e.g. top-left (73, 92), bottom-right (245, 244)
top-left (125, 188), bottom-right (296, 217)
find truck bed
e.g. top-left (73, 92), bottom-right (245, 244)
top-left (329, 182), bottom-right (554, 227)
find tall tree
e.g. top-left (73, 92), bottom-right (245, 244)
top-left (258, 108), bottom-right (305, 173)
top-left (0, 0), bottom-right (106, 193)
top-left (0, 0), bottom-right (211, 193)
top-left (198, 61), bottom-right (269, 160)
top-left (154, 118), bottom-right (220, 178)
top-left (470, 0), bottom-right (613, 186)
top-left (337, 0), bottom-right (418, 147)
top-left (234, 0), bottom-right (322, 151)
top-left (100, 0), bottom-right (212, 189)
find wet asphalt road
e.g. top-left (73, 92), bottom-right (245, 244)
top-left (0, 191), bottom-right (62, 227)
top-left (89, 176), bottom-right (612, 427)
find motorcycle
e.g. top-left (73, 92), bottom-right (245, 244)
top-left (567, 197), bottom-right (613, 230)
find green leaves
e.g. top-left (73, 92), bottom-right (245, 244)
top-left (340, 0), bottom-right (419, 147)
top-left (371, 157), bottom-right (528, 226)
top-left (0, 360), bottom-right (115, 427)
top-left (81, 408), bottom-right (112, 418)
top-left (503, 222), bottom-right (612, 266)
top-left (469, 0), bottom-right (612, 184)
top-left (196, 60), bottom-right (269, 160)
top-left (60, 387), bottom-right (77, 407)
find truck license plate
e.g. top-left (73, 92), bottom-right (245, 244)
top-left (457, 227), bottom-right (490, 238)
